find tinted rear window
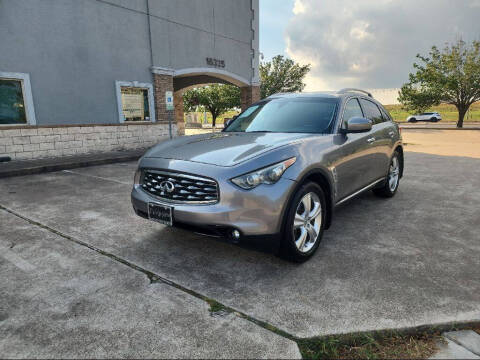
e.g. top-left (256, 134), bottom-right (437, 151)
top-left (359, 99), bottom-right (384, 125)
top-left (379, 106), bottom-right (392, 121)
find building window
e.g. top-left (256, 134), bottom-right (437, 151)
top-left (115, 81), bottom-right (155, 123)
top-left (0, 72), bottom-right (36, 125)
top-left (121, 87), bottom-right (150, 121)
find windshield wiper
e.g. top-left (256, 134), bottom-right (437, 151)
top-left (246, 130), bottom-right (274, 133)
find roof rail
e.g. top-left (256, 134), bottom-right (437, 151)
top-left (338, 88), bottom-right (372, 97)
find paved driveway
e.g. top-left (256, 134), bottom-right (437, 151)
top-left (1, 152), bottom-right (479, 357)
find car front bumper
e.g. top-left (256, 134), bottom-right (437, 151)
top-left (130, 159), bottom-right (297, 237)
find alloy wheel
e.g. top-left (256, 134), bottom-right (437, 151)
top-left (293, 192), bottom-right (322, 253)
top-left (388, 156), bottom-right (400, 192)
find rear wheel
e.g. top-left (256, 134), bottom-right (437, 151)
top-left (280, 182), bottom-right (326, 262)
top-left (373, 151), bottom-right (401, 198)
top-left (409, 117), bottom-right (417, 123)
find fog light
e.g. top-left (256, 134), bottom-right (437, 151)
top-left (232, 230), bottom-right (241, 240)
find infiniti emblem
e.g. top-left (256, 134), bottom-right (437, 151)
top-left (159, 180), bottom-right (175, 193)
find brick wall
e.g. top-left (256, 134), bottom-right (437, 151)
top-left (241, 86), bottom-right (261, 111)
top-left (174, 91), bottom-right (185, 136)
top-left (153, 73), bottom-right (174, 123)
top-left (0, 123), bottom-right (175, 160)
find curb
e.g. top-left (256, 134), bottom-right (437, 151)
top-left (0, 151), bottom-right (145, 179)
top-left (297, 320), bottom-right (480, 359)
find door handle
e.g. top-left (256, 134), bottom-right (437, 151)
top-left (366, 137), bottom-right (376, 143)
top-left (388, 131), bottom-right (395, 137)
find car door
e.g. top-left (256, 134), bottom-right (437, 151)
top-left (334, 97), bottom-right (376, 200)
top-left (359, 98), bottom-right (391, 181)
top-left (380, 106), bottom-right (399, 150)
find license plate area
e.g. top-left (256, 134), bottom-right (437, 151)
top-left (148, 203), bottom-right (173, 226)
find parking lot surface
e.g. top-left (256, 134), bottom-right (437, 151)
top-left (402, 129), bottom-right (480, 158)
top-left (1, 152), bottom-right (479, 357)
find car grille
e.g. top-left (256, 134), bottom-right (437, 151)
top-left (142, 170), bottom-right (219, 204)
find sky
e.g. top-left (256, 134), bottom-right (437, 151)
top-left (259, 0), bottom-right (480, 91)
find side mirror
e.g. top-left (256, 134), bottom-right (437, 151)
top-left (342, 117), bottom-right (372, 133)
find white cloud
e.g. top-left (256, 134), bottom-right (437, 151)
top-left (285, 0), bottom-right (480, 90)
top-left (349, 21), bottom-right (373, 41)
top-left (292, 0), bottom-right (306, 14)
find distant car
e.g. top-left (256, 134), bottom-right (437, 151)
top-left (407, 112), bottom-right (441, 122)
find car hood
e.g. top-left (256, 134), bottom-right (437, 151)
top-left (144, 132), bottom-right (325, 167)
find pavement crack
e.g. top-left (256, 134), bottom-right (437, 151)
top-left (0, 204), bottom-right (298, 344)
top-left (4, 204), bottom-right (480, 359)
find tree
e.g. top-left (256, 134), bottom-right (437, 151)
top-left (259, 55), bottom-right (311, 99)
top-left (183, 84), bottom-right (240, 127)
top-left (398, 39), bottom-right (480, 128)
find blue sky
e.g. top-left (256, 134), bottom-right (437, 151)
top-left (259, 0), bottom-right (480, 90)
top-left (259, 0), bottom-right (293, 61)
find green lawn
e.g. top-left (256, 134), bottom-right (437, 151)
top-left (385, 102), bottom-right (480, 122)
top-left (184, 110), bottom-right (239, 125)
top-left (185, 102), bottom-right (480, 125)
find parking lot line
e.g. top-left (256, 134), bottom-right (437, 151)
top-left (62, 169), bottom-right (131, 185)
top-left (0, 203), bottom-right (297, 343)
top-left (1, 152), bottom-right (479, 339)
top-left (0, 208), bottom-right (302, 358)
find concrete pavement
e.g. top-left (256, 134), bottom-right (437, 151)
top-left (1, 152), bottom-right (479, 357)
top-left (0, 209), bottom-right (301, 358)
top-left (402, 129), bottom-right (480, 158)
top-left (431, 331), bottom-right (480, 359)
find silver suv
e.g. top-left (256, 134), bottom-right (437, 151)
top-left (131, 89), bottom-right (403, 262)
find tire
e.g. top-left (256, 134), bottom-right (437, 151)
top-left (373, 151), bottom-right (401, 198)
top-left (409, 118), bottom-right (417, 123)
top-left (280, 182), bottom-right (326, 262)
top-left (430, 117), bottom-right (437, 122)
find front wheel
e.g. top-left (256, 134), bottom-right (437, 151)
top-left (373, 151), bottom-right (401, 198)
top-left (280, 182), bottom-right (326, 262)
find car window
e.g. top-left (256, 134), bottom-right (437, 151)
top-left (379, 106), bottom-right (392, 122)
top-left (360, 99), bottom-right (384, 125)
top-left (342, 98), bottom-right (363, 123)
top-left (224, 97), bottom-right (338, 134)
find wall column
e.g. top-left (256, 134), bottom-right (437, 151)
top-left (240, 85), bottom-right (260, 111)
top-left (153, 72), bottom-right (178, 135)
top-left (174, 91), bottom-right (185, 136)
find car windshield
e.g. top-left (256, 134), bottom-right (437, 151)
top-left (224, 97), bottom-right (338, 134)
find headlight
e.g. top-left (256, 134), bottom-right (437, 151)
top-left (134, 169), bottom-right (142, 185)
top-left (231, 157), bottom-right (296, 190)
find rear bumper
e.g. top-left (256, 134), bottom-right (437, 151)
top-left (131, 176), bottom-right (296, 237)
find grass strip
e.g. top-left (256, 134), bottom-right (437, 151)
top-left (298, 324), bottom-right (480, 359)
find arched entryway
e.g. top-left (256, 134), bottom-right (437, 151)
top-left (152, 67), bottom-right (260, 135)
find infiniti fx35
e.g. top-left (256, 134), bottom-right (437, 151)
top-left (131, 89), bottom-right (403, 262)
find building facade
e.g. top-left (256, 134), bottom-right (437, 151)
top-left (0, 0), bottom-right (260, 160)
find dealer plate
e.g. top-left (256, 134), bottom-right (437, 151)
top-left (148, 203), bottom-right (173, 226)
